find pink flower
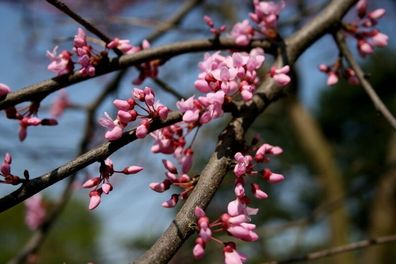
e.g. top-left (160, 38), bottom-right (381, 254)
top-left (162, 194), bottom-right (178, 208)
top-left (231, 20), bottom-right (254, 46)
top-left (319, 64), bottom-right (339, 86)
top-left (369, 30), bottom-right (388, 48)
top-left (263, 168), bottom-right (285, 184)
top-left (47, 46), bottom-right (73, 75)
top-left (122, 165), bottom-right (144, 174)
top-left (88, 189), bottom-right (102, 210)
top-left (136, 119), bottom-right (150, 138)
top-left (25, 194), bottom-right (46, 230)
top-left (0, 83), bottom-right (11, 99)
top-left (107, 38), bottom-right (138, 54)
top-left (51, 90), bottom-right (71, 117)
top-left (177, 96), bottom-right (200, 123)
top-left (269, 65), bottom-right (291, 86)
top-left (82, 176), bottom-right (101, 188)
top-left (357, 39), bottom-right (374, 56)
top-left (251, 183), bottom-right (268, 199)
top-left (223, 242), bottom-right (247, 264)
top-left (0, 152), bottom-right (12, 176)
top-left (345, 68), bottom-right (360, 85)
top-left (255, 143), bottom-right (283, 162)
top-left (233, 152), bottom-right (253, 177)
top-left (193, 240), bottom-right (206, 260)
top-left (356, 0), bottom-right (367, 18)
top-left (250, 0), bottom-right (285, 37)
top-left (99, 112), bottom-right (124, 141)
top-left (74, 28), bottom-right (87, 48)
top-left (78, 54), bottom-right (95, 77)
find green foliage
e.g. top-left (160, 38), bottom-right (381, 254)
top-left (0, 197), bottom-right (100, 263)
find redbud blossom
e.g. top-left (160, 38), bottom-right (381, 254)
top-left (223, 242), bottom-right (247, 264)
top-left (47, 46), bottom-right (73, 75)
top-left (24, 194), bottom-right (46, 230)
top-left (231, 19), bottom-right (254, 46)
top-left (122, 166), bottom-right (144, 174)
top-left (0, 83), bottom-right (11, 99)
top-left (269, 65), bottom-right (291, 86)
top-left (88, 189), bottom-right (102, 210)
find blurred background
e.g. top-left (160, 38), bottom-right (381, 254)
top-left (0, 0), bottom-right (395, 263)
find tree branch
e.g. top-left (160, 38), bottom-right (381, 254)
top-left (46, 0), bottom-right (124, 55)
top-left (265, 234), bottom-right (396, 264)
top-left (0, 110), bottom-right (182, 213)
top-left (134, 0), bottom-right (358, 263)
top-left (0, 38), bottom-right (273, 110)
top-left (333, 30), bottom-right (396, 131)
top-left (7, 0), bottom-right (206, 261)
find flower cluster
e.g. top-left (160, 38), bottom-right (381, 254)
top-left (187, 48), bottom-right (264, 122)
top-left (192, 141), bottom-right (284, 263)
top-left (4, 97), bottom-right (58, 141)
top-left (318, 1), bottom-right (387, 87)
top-left (345, 0), bottom-right (388, 57)
top-left (319, 62), bottom-right (359, 86)
top-left (25, 194), bottom-right (46, 230)
top-left (47, 28), bottom-right (103, 77)
top-left (149, 159), bottom-right (196, 208)
top-left (0, 152), bottom-right (24, 185)
top-left (99, 86), bottom-right (169, 141)
top-left (231, 0), bottom-right (285, 44)
top-left (203, 16), bottom-right (226, 39)
top-left (82, 158), bottom-right (143, 210)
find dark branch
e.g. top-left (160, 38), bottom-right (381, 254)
top-left (0, 38), bottom-right (273, 110)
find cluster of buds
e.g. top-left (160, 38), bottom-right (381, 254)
top-left (82, 158), bottom-right (143, 210)
top-left (99, 86), bottom-right (169, 141)
top-left (149, 159), bottom-right (197, 208)
top-left (231, 0), bottom-right (285, 45)
top-left (192, 141), bottom-right (284, 263)
top-left (47, 28), bottom-right (102, 77)
top-left (0, 152), bottom-right (29, 185)
top-left (194, 48), bottom-right (265, 102)
top-left (4, 99), bottom-right (58, 141)
top-left (319, 60), bottom-right (359, 86)
top-left (269, 65), bottom-right (291, 86)
top-left (203, 16), bottom-right (226, 39)
top-left (342, 0), bottom-right (388, 57)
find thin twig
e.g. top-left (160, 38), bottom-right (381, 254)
top-left (333, 30), bottom-right (396, 131)
top-left (0, 38), bottom-right (274, 110)
top-left (264, 234), bottom-right (396, 264)
top-left (46, 0), bottom-right (123, 56)
top-left (153, 78), bottom-right (185, 100)
top-left (7, 71), bottom-right (124, 264)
